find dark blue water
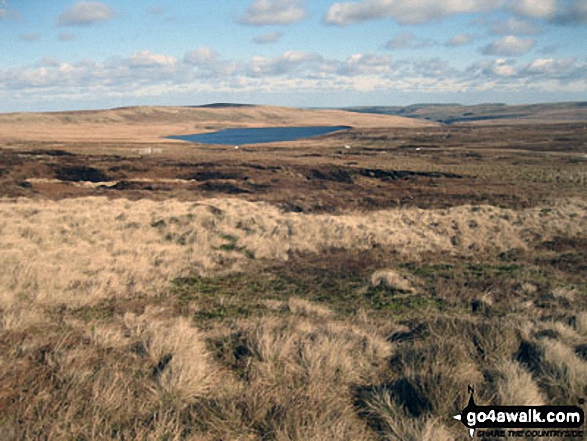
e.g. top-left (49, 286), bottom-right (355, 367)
top-left (167, 125), bottom-right (351, 145)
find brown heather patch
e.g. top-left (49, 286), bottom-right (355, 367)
top-left (1, 121), bottom-right (585, 212)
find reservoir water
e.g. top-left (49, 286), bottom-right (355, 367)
top-left (167, 125), bottom-right (351, 146)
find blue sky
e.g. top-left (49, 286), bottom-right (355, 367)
top-left (0, 0), bottom-right (586, 111)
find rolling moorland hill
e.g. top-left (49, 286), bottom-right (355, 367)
top-left (0, 105), bottom-right (436, 145)
top-left (343, 102), bottom-right (587, 125)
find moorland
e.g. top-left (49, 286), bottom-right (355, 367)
top-left (0, 103), bottom-right (585, 440)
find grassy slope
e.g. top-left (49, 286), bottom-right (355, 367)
top-left (0, 105), bottom-right (436, 144)
top-left (0, 107), bottom-right (586, 440)
top-left (344, 102), bottom-right (587, 124)
top-left (0, 196), bottom-right (585, 440)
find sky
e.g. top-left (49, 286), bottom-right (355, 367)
top-left (0, 0), bottom-right (586, 112)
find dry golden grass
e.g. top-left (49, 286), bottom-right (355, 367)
top-left (285, 297), bottom-right (334, 318)
top-left (1, 285), bottom-right (585, 440)
top-left (576, 312), bottom-right (587, 336)
top-left (495, 359), bottom-right (545, 406)
top-left (0, 193), bottom-right (585, 440)
top-left (0, 306), bottom-right (222, 439)
top-left (121, 309), bottom-right (218, 403)
top-left (539, 339), bottom-right (587, 400)
top-left (196, 308), bottom-right (392, 441)
top-left (0, 105), bottom-right (435, 145)
top-left (370, 269), bottom-right (414, 292)
top-left (1, 196), bottom-right (584, 310)
top-left (360, 389), bottom-right (456, 441)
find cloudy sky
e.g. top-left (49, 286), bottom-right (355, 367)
top-left (1, 0), bottom-right (586, 111)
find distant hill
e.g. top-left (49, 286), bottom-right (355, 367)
top-left (190, 103), bottom-right (256, 109)
top-left (343, 102), bottom-right (587, 124)
top-left (0, 105), bottom-right (436, 144)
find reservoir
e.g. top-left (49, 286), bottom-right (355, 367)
top-left (167, 125), bottom-right (351, 145)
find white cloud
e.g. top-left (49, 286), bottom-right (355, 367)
top-left (184, 47), bottom-right (219, 66)
top-left (324, 0), bottom-right (503, 25)
top-left (386, 31), bottom-right (435, 49)
top-left (1, 49), bottom-right (585, 110)
top-left (183, 46), bottom-right (244, 81)
top-left (492, 60), bottom-right (518, 76)
top-left (128, 50), bottom-right (176, 68)
top-left (524, 58), bottom-right (562, 74)
top-left (246, 51), bottom-right (326, 77)
top-left (408, 58), bottom-right (456, 78)
top-left (240, 0), bottom-right (306, 25)
top-left (445, 33), bottom-right (472, 46)
top-left (510, 0), bottom-right (557, 18)
top-left (523, 58), bottom-right (586, 78)
top-left (337, 53), bottom-right (392, 76)
top-left (490, 17), bottom-right (540, 34)
top-left (553, 0), bottom-right (587, 25)
top-left (253, 31), bottom-right (283, 44)
top-left (183, 48), bottom-right (239, 78)
top-left (481, 35), bottom-right (536, 56)
top-left (469, 58), bottom-right (518, 77)
top-left (510, 0), bottom-right (587, 25)
top-left (57, 2), bottom-right (115, 26)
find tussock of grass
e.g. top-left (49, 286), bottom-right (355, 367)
top-left (576, 312), bottom-right (587, 336)
top-left (539, 339), bottom-right (587, 402)
top-left (233, 315), bottom-right (391, 386)
top-left (370, 269), bottom-right (414, 292)
top-left (122, 309), bottom-right (217, 403)
top-left (494, 359), bottom-right (545, 406)
top-left (200, 313), bottom-right (392, 440)
top-left (551, 286), bottom-right (577, 302)
top-left (0, 307), bottom-right (225, 439)
top-left (0, 305), bottom-right (46, 331)
top-left (357, 388), bottom-right (456, 441)
top-left (286, 297), bottom-right (334, 318)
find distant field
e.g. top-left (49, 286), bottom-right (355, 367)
top-left (0, 105), bottom-right (585, 440)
